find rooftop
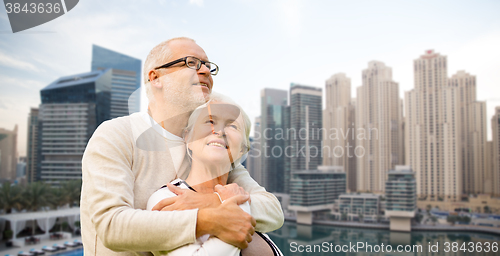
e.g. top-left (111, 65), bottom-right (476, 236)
top-left (41, 69), bottom-right (108, 92)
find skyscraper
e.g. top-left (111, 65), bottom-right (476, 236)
top-left (26, 108), bottom-right (39, 183)
top-left (91, 45), bottom-right (142, 118)
top-left (250, 116), bottom-right (263, 185)
top-left (289, 165), bottom-right (346, 224)
top-left (260, 88), bottom-right (288, 193)
top-left (405, 50), bottom-right (461, 201)
top-left (356, 61), bottom-right (402, 193)
top-left (448, 71), bottom-right (487, 195)
top-left (38, 69), bottom-right (112, 185)
top-left (323, 73), bottom-right (356, 192)
top-left (492, 107), bottom-right (500, 197)
top-left (290, 83), bottom-right (322, 172)
top-left (0, 125), bottom-right (18, 181)
top-left (485, 140), bottom-right (493, 195)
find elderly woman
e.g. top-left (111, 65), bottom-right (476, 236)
top-left (147, 95), bottom-right (283, 256)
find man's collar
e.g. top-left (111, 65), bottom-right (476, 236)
top-left (140, 111), bottom-right (183, 142)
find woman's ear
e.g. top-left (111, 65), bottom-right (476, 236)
top-left (241, 144), bottom-right (249, 153)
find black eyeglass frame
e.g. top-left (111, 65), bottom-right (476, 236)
top-left (154, 56), bottom-right (219, 76)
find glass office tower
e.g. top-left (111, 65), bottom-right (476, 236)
top-left (91, 45), bottom-right (142, 117)
top-left (38, 70), bottom-right (112, 186)
top-left (289, 83), bottom-right (323, 172)
top-left (260, 88), bottom-right (288, 193)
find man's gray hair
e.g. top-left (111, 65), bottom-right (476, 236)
top-left (143, 37), bottom-right (196, 102)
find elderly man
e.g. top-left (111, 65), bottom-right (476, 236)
top-left (80, 37), bottom-right (284, 255)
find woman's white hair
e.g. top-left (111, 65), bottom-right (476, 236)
top-left (143, 37), bottom-right (196, 103)
top-left (184, 92), bottom-right (252, 164)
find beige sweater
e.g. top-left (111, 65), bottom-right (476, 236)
top-left (80, 113), bottom-right (284, 255)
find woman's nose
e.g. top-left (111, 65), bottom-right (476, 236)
top-left (211, 125), bottom-right (224, 136)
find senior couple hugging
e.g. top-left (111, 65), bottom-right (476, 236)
top-left (80, 37), bottom-right (284, 256)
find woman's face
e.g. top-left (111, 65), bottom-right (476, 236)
top-left (187, 102), bottom-right (246, 168)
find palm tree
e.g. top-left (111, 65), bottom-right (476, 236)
top-left (358, 213), bottom-right (364, 223)
top-left (341, 213), bottom-right (347, 221)
top-left (23, 182), bottom-right (51, 211)
top-left (48, 187), bottom-right (66, 210)
top-left (484, 206), bottom-right (491, 214)
top-left (0, 181), bottom-right (24, 213)
top-left (60, 179), bottom-right (82, 207)
top-left (426, 204), bottom-right (432, 214)
top-left (430, 216), bottom-right (438, 226)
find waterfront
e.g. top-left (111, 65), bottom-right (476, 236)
top-left (268, 221), bottom-right (500, 255)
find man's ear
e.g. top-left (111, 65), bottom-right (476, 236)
top-left (148, 70), bottom-right (161, 88)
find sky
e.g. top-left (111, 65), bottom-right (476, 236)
top-left (1, 0), bottom-right (499, 156)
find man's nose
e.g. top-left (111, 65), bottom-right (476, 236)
top-left (198, 64), bottom-right (210, 76)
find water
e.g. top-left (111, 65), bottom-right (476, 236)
top-left (39, 224), bottom-right (500, 255)
top-left (51, 248), bottom-right (83, 256)
top-left (268, 221), bottom-right (500, 255)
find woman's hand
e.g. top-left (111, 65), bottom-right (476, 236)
top-left (215, 184), bottom-right (250, 203)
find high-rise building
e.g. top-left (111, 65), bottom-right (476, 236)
top-left (260, 88), bottom-right (288, 193)
top-left (16, 157), bottom-right (26, 178)
top-left (448, 71), bottom-right (487, 195)
top-left (26, 108), bottom-right (39, 183)
top-left (290, 83), bottom-right (322, 172)
top-left (356, 61), bottom-right (402, 193)
top-left (246, 137), bottom-right (255, 176)
top-left (250, 116), bottom-right (263, 185)
top-left (405, 50), bottom-right (462, 201)
top-left (323, 73), bottom-right (357, 192)
top-left (492, 107), bottom-right (500, 197)
top-left (338, 193), bottom-right (381, 220)
top-left (385, 166), bottom-right (416, 212)
top-left (485, 140), bottom-right (493, 195)
top-left (290, 166), bottom-right (346, 207)
top-left (289, 166), bottom-right (346, 224)
top-left (38, 70), bottom-right (112, 186)
top-left (0, 125), bottom-right (18, 181)
top-left (283, 105), bottom-right (291, 194)
top-left (385, 166), bottom-right (416, 232)
top-left (91, 45), bottom-right (142, 118)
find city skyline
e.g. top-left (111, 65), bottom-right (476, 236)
top-left (2, 44), bottom-right (499, 201)
top-left (251, 48), bottom-right (497, 203)
top-left (1, 0), bottom-right (499, 156)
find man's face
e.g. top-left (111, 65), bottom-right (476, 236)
top-left (159, 40), bottom-right (214, 108)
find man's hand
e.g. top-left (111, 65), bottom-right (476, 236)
top-left (197, 195), bottom-right (256, 249)
top-left (151, 184), bottom-right (220, 211)
top-left (215, 184), bottom-right (250, 203)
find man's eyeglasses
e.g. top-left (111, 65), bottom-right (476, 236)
top-left (155, 56), bottom-right (219, 76)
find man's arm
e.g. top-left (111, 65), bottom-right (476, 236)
top-left (152, 185), bottom-right (255, 249)
top-left (227, 165), bottom-right (284, 233)
top-left (156, 166), bottom-right (284, 233)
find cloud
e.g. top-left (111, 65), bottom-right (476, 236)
top-left (189, 0), bottom-right (204, 7)
top-left (275, 0), bottom-right (303, 38)
top-left (0, 52), bottom-right (40, 72)
top-left (0, 100), bottom-right (8, 110)
top-left (0, 75), bottom-right (46, 90)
